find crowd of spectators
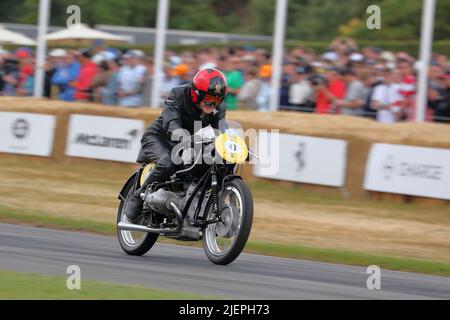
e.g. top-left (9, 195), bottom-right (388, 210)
top-left (1, 36), bottom-right (449, 123)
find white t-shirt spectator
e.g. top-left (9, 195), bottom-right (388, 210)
top-left (371, 83), bottom-right (403, 123)
top-left (237, 78), bottom-right (262, 110)
top-left (118, 64), bottom-right (146, 107)
top-left (289, 80), bottom-right (312, 105)
top-left (256, 81), bottom-right (272, 111)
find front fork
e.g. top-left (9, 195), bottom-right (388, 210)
top-left (199, 167), bottom-right (221, 228)
top-left (210, 167), bottom-right (220, 214)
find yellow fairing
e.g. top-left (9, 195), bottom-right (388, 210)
top-left (140, 163), bottom-right (155, 186)
top-left (215, 133), bottom-right (248, 164)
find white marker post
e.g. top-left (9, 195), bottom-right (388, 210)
top-left (269, 0), bottom-right (288, 112)
top-left (34, 0), bottom-right (50, 98)
top-left (151, 0), bottom-right (170, 108)
top-left (415, 0), bottom-right (436, 122)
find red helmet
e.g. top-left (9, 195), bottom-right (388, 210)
top-left (191, 68), bottom-right (228, 107)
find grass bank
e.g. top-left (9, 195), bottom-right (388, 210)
top-left (0, 269), bottom-right (218, 300)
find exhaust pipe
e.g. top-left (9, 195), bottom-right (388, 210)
top-left (118, 202), bottom-right (183, 235)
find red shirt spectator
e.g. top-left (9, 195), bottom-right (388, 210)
top-left (15, 49), bottom-right (33, 85)
top-left (397, 61), bottom-right (417, 120)
top-left (73, 52), bottom-right (98, 101)
top-left (315, 73), bottom-right (346, 114)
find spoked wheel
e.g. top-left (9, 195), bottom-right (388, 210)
top-left (117, 183), bottom-right (158, 256)
top-left (203, 178), bottom-right (253, 265)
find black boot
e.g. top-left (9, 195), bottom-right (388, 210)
top-left (124, 188), bottom-right (143, 223)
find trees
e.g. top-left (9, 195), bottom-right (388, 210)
top-left (0, 0), bottom-right (448, 41)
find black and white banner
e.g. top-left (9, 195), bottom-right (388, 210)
top-left (364, 143), bottom-right (450, 200)
top-left (0, 112), bottom-right (56, 156)
top-left (253, 132), bottom-right (347, 187)
top-left (65, 115), bottom-right (145, 163)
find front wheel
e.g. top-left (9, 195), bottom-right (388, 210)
top-left (202, 178), bottom-right (253, 265)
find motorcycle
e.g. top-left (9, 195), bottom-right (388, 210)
top-left (116, 120), bottom-right (255, 265)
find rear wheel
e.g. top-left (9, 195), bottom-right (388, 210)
top-left (117, 181), bottom-right (158, 256)
top-left (202, 178), bottom-right (253, 265)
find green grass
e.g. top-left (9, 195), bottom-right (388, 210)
top-left (2, 207), bottom-right (450, 277)
top-left (244, 241), bottom-right (450, 277)
top-left (0, 269), bottom-right (219, 300)
top-left (0, 207), bottom-right (116, 235)
top-left (247, 179), bottom-right (450, 214)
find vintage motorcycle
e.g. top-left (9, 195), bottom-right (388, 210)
top-left (116, 121), bottom-right (254, 265)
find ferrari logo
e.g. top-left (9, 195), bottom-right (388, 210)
top-left (215, 83), bottom-right (222, 94)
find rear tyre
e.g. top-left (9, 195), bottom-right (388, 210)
top-left (202, 178), bottom-right (253, 265)
top-left (117, 181), bottom-right (158, 256)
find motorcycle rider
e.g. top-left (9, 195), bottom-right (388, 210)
top-left (124, 68), bottom-right (228, 222)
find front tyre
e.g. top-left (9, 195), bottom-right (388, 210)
top-left (203, 178), bottom-right (253, 265)
top-left (117, 182), bottom-right (158, 256)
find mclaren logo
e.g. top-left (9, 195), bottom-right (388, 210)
top-left (73, 130), bottom-right (139, 149)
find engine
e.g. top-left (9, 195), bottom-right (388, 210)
top-left (141, 188), bottom-right (183, 216)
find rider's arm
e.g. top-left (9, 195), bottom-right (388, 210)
top-left (162, 89), bottom-right (183, 140)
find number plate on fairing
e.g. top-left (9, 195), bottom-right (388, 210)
top-left (215, 133), bottom-right (248, 164)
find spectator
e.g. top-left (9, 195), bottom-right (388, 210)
top-left (16, 48), bottom-right (34, 93)
top-left (17, 58), bottom-right (35, 97)
top-left (223, 55), bottom-right (244, 110)
top-left (256, 64), bottom-right (272, 112)
top-left (398, 59), bottom-right (417, 120)
top-left (335, 68), bottom-right (368, 116)
top-left (44, 58), bottom-right (56, 99)
top-left (171, 63), bottom-right (191, 86)
top-left (101, 58), bottom-right (120, 106)
top-left (0, 56), bottom-right (20, 96)
top-left (117, 50), bottom-right (146, 107)
top-left (72, 49), bottom-right (98, 102)
top-left (371, 70), bottom-right (403, 123)
top-left (279, 62), bottom-right (296, 107)
top-left (91, 60), bottom-right (111, 103)
top-left (288, 66), bottom-right (313, 112)
top-left (237, 68), bottom-right (262, 110)
top-left (5, 36), bottom-right (446, 123)
top-left (361, 71), bottom-right (381, 119)
top-left (50, 49), bottom-right (80, 101)
top-left (314, 68), bottom-right (346, 114)
top-left (428, 72), bottom-right (450, 123)
top-left (196, 48), bottom-right (217, 70)
top-left (142, 57), bottom-right (154, 107)
top-left (159, 62), bottom-right (180, 102)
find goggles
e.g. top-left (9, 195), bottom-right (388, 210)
top-left (202, 94), bottom-right (222, 107)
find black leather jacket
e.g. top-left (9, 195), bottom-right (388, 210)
top-left (136, 83), bottom-right (226, 163)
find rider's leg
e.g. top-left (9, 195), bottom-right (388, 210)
top-left (124, 137), bottom-right (178, 222)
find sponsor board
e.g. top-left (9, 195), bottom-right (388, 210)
top-left (0, 112), bottom-right (56, 156)
top-left (364, 143), bottom-right (450, 200)
top-left (66, 114), bottom-right (145, 163)
top-left (254, 132), bottom-right (347, 187)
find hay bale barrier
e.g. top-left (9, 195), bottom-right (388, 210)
top-left (1, 97), bottom-right (450, 204)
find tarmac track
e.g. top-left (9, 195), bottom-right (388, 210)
top-left (0, 223), bottom-right (449, 299)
